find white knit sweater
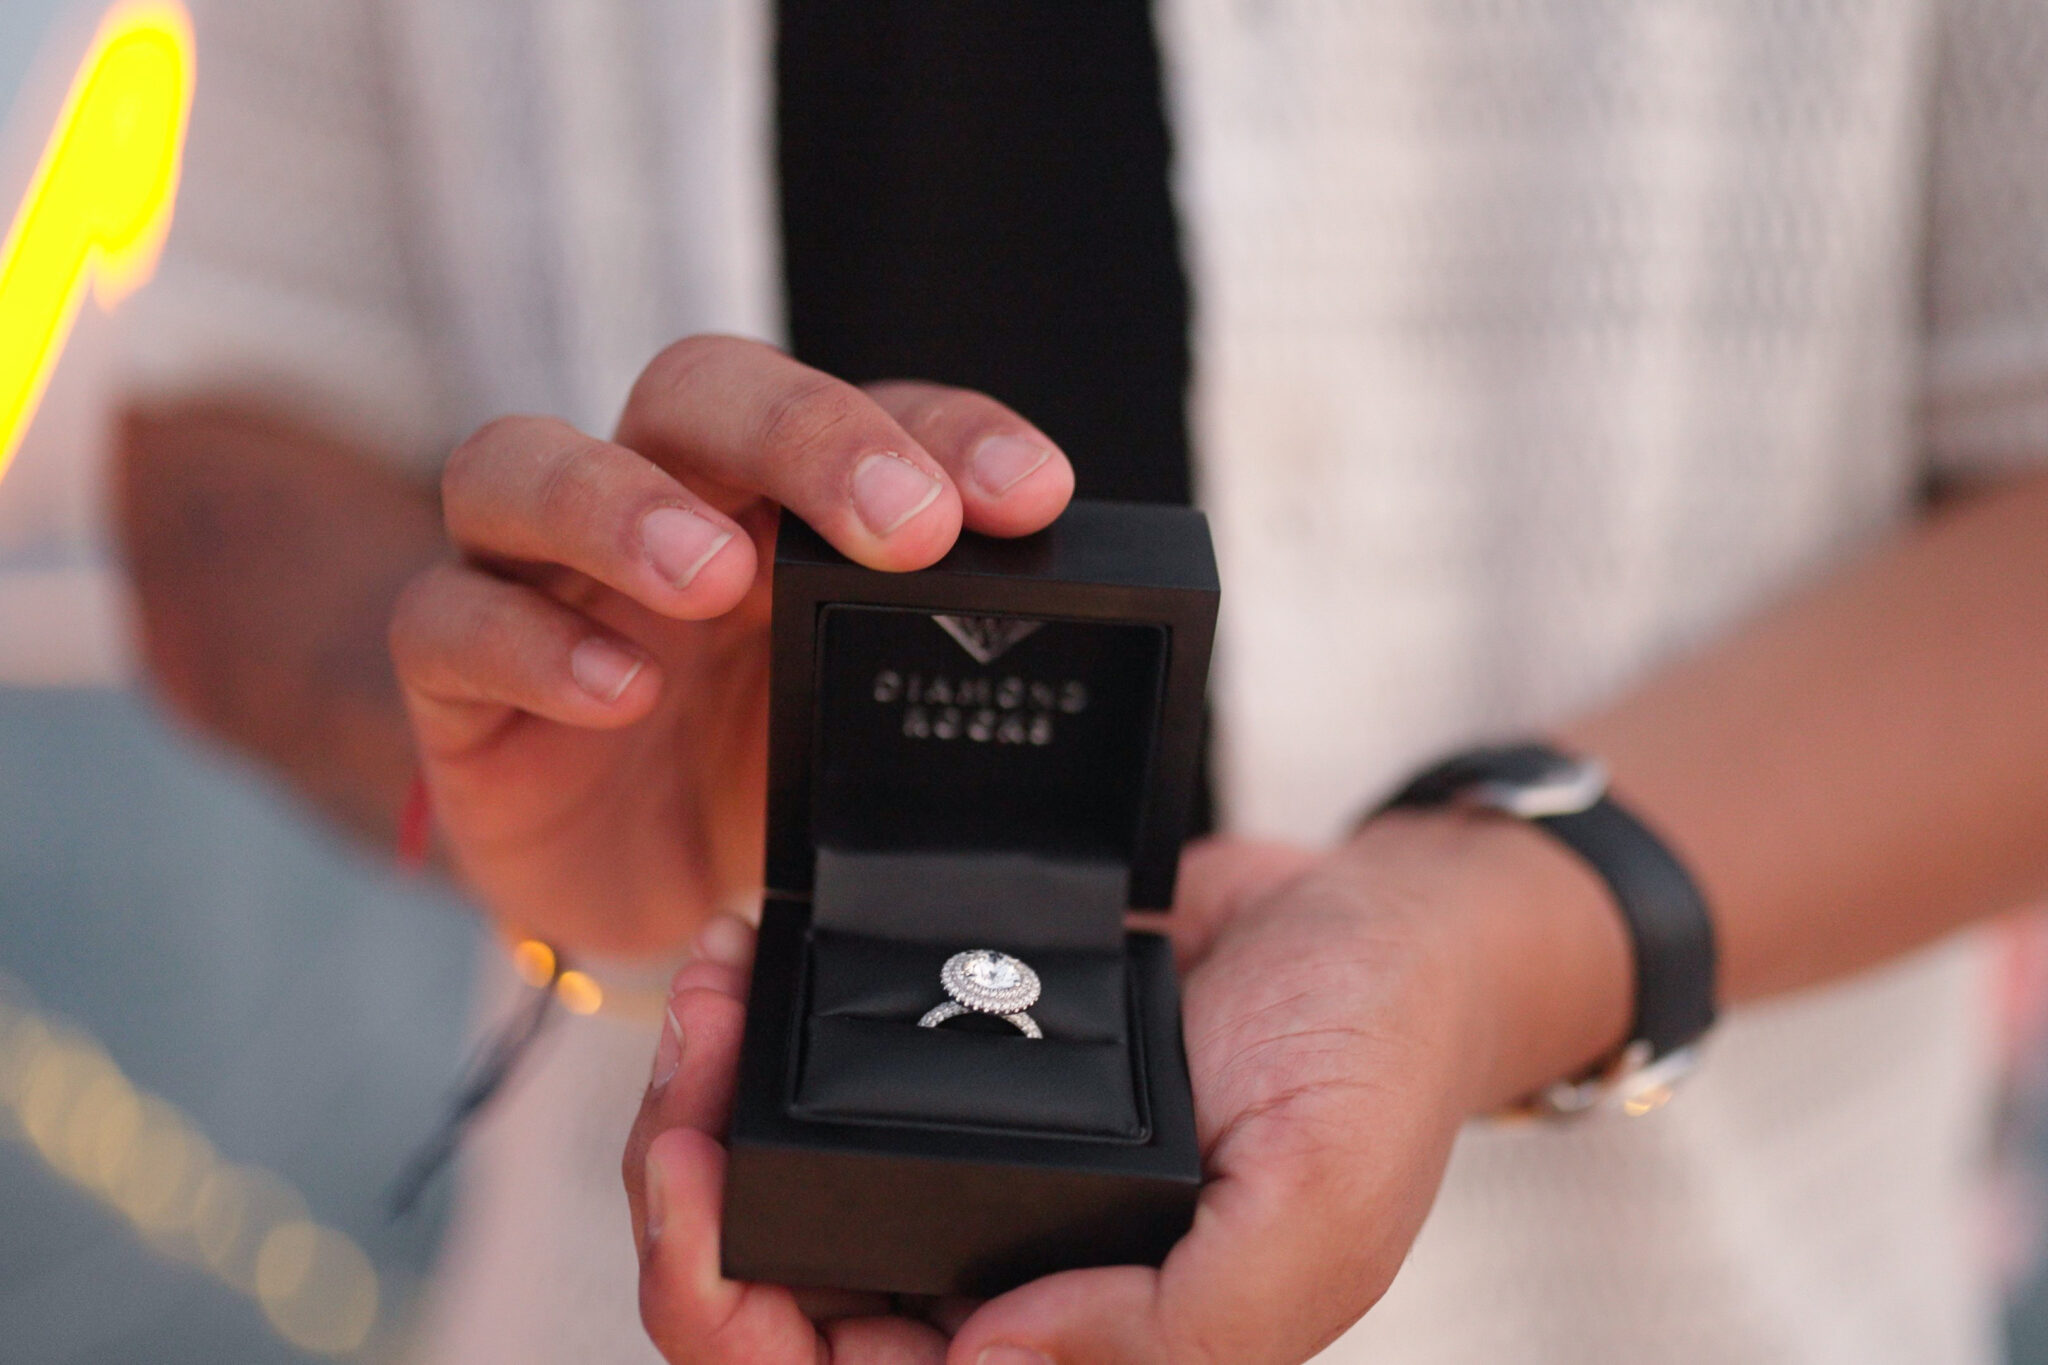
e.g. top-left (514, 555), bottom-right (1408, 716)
top-left (103, 0), bottom-right (2048, 1360)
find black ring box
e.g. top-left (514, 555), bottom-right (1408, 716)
top-left (722, 500), bottom-right (1218, 1297)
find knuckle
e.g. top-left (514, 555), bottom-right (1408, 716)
top-left (388, 568), bottom-right (535, 702)
top-left (893, 391), bottom-right (956, 438)
top-left (961, 395), bottom-right (1024, 437)
top-left (877, 381), bottom-right (1004, 434)
top-left (444, 414), bottom-right (572, 508)
top-left (531, 436), bottom-right (616, 528)
top-left (444, 415), bottom-right (521, 492)
top-left (459, 588), bottom-right (527, 671)
top-left (924, 387), bottom-right (1000, 428)
top-left (750, 374), bottom-right (871, 468)
top-left (859, 376), bottom-right (933, 418)
top-left (633, 332), bottom-right (751, 412)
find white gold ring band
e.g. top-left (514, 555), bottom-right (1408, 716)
top-left (916, 1000), bottom-right (1043, 1038)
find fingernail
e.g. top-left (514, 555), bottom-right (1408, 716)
top-left (648, 1007), bottom-right (683, 1092)
top-left (968, 434), bottom-right (1052, 497)
top-left (694, 914), bottom-right (752, 968)
top-left (570, 638), bottom-right (645, 702)
top-left (852, 451), bottom-right (941, 536)
top-left (642, 506), bottom-right (733, 589)
top-left (977, 1348), bottom-right (1054, 1365)
top-left (643, 1148), bottom-right (668, 1246)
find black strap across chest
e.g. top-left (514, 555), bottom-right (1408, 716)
top-left (776, 0), bottom-right (1194, 506)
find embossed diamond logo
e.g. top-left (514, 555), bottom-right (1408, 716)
top-left (930, 614), bottom-right (1044, 665)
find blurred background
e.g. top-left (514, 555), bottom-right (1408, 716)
top-left (0, 7), bottom-right (482, 1361)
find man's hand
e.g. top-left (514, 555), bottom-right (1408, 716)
top-left (622, 823), bottom-right (1627, 1364)
top-left (388, 336), bottom-right (1074, 954)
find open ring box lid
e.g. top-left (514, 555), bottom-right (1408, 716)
top-left (723, 499), bottom-right (1217, 1297)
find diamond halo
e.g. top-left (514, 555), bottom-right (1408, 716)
top-left (938, 949), bottom-right (1041, 1015)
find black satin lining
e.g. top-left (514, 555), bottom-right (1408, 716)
top-left (793, 931), bottom-right (1142, 1137)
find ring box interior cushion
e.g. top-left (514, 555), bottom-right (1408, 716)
top-left (798, 930), bottom-right (1139, 1135)
top-left (723, 501), bottom-right (1217, 1297)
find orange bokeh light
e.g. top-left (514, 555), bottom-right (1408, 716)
top-left (555, 970), bottom-right (605, 1016)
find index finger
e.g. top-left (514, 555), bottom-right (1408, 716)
top-left (616, 335), bottom-right (962, 571)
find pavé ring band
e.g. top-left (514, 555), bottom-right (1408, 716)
top-left (917, 949), bottom-right (1042, 1040)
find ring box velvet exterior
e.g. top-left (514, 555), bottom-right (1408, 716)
top-left (722, 500), bottom-right (1218, 1298)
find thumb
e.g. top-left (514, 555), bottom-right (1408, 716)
top-left (948, 1091), bottom-right (1448, 1365)
top-left (948, 1172), bottom-right (1362, 1365)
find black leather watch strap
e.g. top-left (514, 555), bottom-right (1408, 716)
top-left (1534, 800), bottom-right (1716, 1059)
top-left (1384, 743), bottom-right (1717, 1065)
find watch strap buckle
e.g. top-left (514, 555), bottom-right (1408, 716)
top-left (1504, 1040), bottom-right (1703, 1121)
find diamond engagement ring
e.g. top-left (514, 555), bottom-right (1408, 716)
top-left (917, 949), bottom-right (1043, 1039)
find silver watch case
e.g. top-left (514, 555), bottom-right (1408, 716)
top-left (1453, 752), bottom-right (1609, 820)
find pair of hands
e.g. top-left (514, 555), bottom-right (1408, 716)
top-left (391, 335), bottom-right (1611, 1362)
top-left (614, 835), bottom-right (1488, 1364)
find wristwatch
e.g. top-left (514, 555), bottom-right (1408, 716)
top-left (1381, 742), bottom-right (1717, 1118)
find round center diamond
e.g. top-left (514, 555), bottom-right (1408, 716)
top-left (966, 952), bottom-right (1021, 991)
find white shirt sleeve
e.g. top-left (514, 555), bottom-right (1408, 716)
top-left (1923, 0), bottom-right (2048, 478)
top-left (117, 0), bottom-right (451, 470)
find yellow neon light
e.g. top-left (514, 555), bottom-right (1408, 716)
top-left (0, 1), bottom-right (194, 483)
